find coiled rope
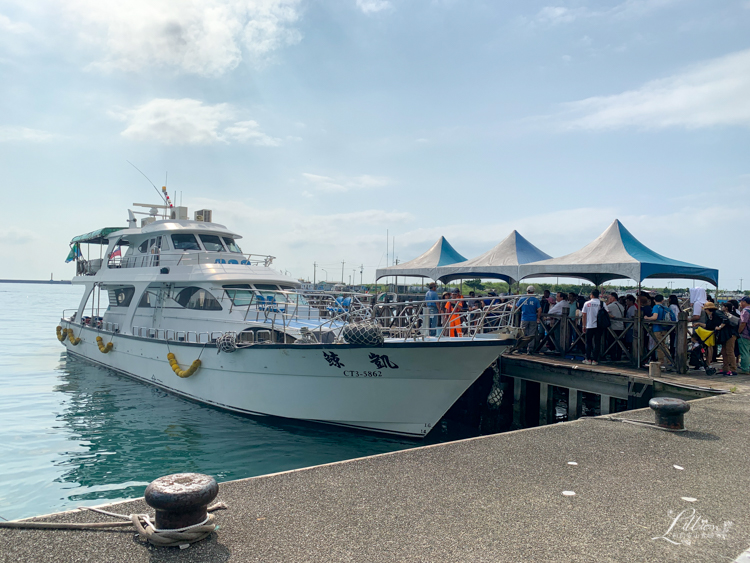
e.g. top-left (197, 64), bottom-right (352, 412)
top-left (0, 503), bottom-right (227, 549)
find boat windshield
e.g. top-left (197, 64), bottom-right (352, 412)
top-left (171, 234), bottom-right (200, 251)
top-left (199, 235), bottom-right (225, 252)
top-left (222, 237), bottom-right (242, 253)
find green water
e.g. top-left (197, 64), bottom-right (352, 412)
top-left (0, 284), bottom-right (430, 521)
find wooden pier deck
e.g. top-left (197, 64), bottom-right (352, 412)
top-left (508, 353), bottom-right (750, 394)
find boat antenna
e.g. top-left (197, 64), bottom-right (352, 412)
top-left (127, 160), bottom-right (166, 204)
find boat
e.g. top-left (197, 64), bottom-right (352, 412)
top-left (56, 196), bottom-right (520, 437)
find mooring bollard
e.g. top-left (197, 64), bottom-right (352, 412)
top-left (144, 473), bottom-right (219, 530)
top-left (649, 397), bottom-right (690, 431)
top-left (648, 361), bottom-right (662, 377)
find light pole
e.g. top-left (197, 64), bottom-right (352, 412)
top-left (322, 268), bottom-right (328, 282)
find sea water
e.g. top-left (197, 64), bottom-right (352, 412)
top-left (0, 283), bottom-right (442, 521)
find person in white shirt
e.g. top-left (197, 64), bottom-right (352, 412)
top-left (547, 292), bottom-right (569, 353)
top-left (604, 292), bottom-right (625, 361)
top-left (581, 289), bottom-right (603, 365)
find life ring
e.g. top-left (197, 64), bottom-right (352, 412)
top-left (167, 352), bottom-right (201, 378)
top-left (96, 336), bottom-right (114, 353)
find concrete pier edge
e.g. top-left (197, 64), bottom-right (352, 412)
top-left (2, 392), bottom-right (749, 562)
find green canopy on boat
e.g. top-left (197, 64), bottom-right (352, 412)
top-left (69, 227), bottom-right (126, 245)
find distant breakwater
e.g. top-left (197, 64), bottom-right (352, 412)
top-left (0, 279), bottom-right (72, 285)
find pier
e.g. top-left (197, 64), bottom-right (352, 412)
top-left (2, 391), bottom-right (749, 562)
top-left (500, 354), bottom-right (745, 429)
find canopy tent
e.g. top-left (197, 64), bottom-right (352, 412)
top-left (375, 236), bottom-right (467, 281)
top-left (435, 230), bottom-right (551, 284)
top-left (518, 220), bottom-right (719, 286)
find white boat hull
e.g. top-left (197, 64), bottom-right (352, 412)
top-left (59, 323), bottom-right (514, 437)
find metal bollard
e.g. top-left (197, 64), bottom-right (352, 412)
top-left (648, 397), bottom-right (690, 431)
top-left (144, 473), bottom-right (218, 530)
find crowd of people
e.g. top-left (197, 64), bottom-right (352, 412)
top-left (423, 283), bottom-right (750, 375)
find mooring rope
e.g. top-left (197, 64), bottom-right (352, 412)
top-left (0, 502), bottom-right (227, 548)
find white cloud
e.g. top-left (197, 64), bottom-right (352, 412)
top-left (0, 126), bottom-right (56, 142)
top-left (557, 48), bottom-right (750, 130)
top-left (302, 172), bottom-right (392, 192)
top-left (224, 120), bottom-right (282, 146)
top-left (529, 0), bottom-right (679, 26)
top-left (115, 98), bottom-right (281, 145)
top-left (356, 0), bottom-right (392, 15)
top-left (0, 13), bottom-right (34, 34)
top-left (57, 0), bottom-right (302, 76)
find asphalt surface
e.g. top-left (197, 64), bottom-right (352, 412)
top-left (2, 393), bottom-right (749, 562)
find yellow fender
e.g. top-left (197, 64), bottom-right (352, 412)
top-left (167, 352), bottom-right (201, 378)
top-left (96, 336), bottom-right (114, 353)
top-left (56, 326), bottom-right (66, 342)
top-left (66, 328), bottom-right (81, 345)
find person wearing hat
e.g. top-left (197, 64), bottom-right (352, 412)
top-left (516, 285), bottom-right (541, 354)
top-left (738, 296), bottom-right (750, 373)
top-left (445, 287), bottom-right (464, 337)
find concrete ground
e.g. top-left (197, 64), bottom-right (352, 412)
top-left (2, 393), bottom-right (749, 562)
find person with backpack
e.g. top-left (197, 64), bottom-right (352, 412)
top-left (581, 289), bottom-right (604, 365)
top-left (717, 301), bottom-right (739, 375)
top-left (644, 294), bottom-right (674, 369)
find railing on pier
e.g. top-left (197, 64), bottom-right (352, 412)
top-left (527, 307), bottom-right (690, 373)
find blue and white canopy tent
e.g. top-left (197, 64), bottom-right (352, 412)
top-left (434, 231), bottom-right (551, 285)
top-left (375, 236), bottom-right (467, 282)
top-left (518, 220), bottom-right (718, 287)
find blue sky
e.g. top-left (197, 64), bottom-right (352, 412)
top-left (1, 0), bottom-right (748, 289)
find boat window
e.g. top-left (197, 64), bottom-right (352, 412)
top-left (224, 289), bottom-right (255, 306)
top-left (138, 240), bottom-right (149, 253)
top-left (222, 237), bottom-right (242, 253)
top-left (171, 234), bottom-right (200, 251)
top-left (160, 236), bottom-right (170, 251)
top-left (254, 284), bottom-right (280, 291)
top-left (199, 234), bottom-right (225, 252)
top-left (175, 287), bottom-right (223, 311)
top-left (138, 290), bottom-right (157, 308)
top-left (111, 287), bottom-right (135, 307)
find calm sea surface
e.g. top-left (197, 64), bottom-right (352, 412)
top-left (0, 283), bottom-right (469, 521)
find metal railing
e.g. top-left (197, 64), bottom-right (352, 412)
top-left (61, 290), bottom-right (524, 345)
top-left (108, 251), bottom-right (276, 269)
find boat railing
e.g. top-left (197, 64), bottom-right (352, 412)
top-left (60, 293), bottom-right (522, 345)
top-left (110, 252), bottom-right (276, 269)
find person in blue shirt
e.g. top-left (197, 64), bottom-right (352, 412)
top-left (516, 285), bottom-right (541, 353)
top-left (424, 282), bottom-right (439, 336)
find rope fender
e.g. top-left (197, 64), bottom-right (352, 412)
top-left (96, 336), bottom-right (114, 353)
top-left (167, 352), bottom-right (201, 378)
top-left (56, 327), bottom-right (81, 345)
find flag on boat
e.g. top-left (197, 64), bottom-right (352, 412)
top-left (109, 246), bottom-right (122, 259)
top-left (65, 243), bottom-right (82, 263)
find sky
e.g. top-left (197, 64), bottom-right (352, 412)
top-left (0, 0), bottom-right (748, 289)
